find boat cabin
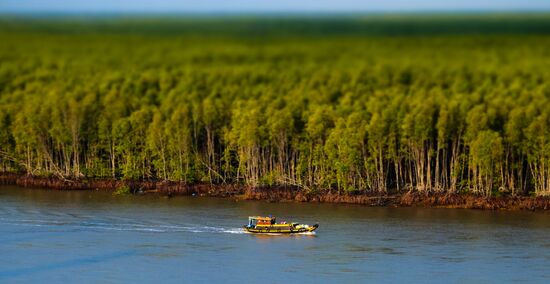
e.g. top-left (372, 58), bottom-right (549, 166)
top-left (248, 216), bottom-right (275, 227)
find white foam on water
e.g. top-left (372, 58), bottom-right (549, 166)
top-left (2, 217), bottom-right (251, 235)
top-left (296, 231), bottom-right (316, 235)
top-left (222, 228), bottom-right (246, 234)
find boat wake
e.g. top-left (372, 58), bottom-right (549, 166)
top-left (0, 217), bottom-right (246, 235)
top-left (296, 231), bottom-right (316, 235)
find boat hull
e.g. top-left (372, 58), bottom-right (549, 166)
top-left (243, 224), bottom-right (318, 234)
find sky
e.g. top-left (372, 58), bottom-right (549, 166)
top-left (1, 0), bottom-right (550, 14)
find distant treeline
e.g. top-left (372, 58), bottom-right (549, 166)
top-left (2, 14), bottom-right (550, 36)
top-left (0, 16), bottom-right (549, 196)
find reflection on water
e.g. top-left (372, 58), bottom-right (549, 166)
top-left (1, 186), bottom-right (550, 283)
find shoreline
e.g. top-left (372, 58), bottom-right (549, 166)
top-left (1, 173), bottom-right (549, 211)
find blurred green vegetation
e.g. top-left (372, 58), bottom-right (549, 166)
top-left (2, 14), bottom-right (550, 36)
top-left (0, 15), bottom-right (549, 196)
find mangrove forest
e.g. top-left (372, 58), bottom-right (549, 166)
top-left (1, 15), bottom-right (550, 197)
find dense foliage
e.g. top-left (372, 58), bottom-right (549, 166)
top-left (1, 16), bottom-right (550, 196)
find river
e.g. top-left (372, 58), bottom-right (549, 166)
top-left (1, 186), bottom-right (549, 283)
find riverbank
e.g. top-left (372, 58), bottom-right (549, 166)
top-left (1, 173), bottom-right (549, 211)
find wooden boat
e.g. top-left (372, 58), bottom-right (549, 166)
top-left (243, 216), bottom-right (318, 234)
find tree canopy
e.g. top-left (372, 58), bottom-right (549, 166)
top-left (1, 16), bottom-right (549, 196)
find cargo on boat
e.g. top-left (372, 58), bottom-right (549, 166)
top-left (243, 216), bottom-right (318, 234)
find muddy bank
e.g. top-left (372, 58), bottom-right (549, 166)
top-left (245, 186), bottom-right (550, 211)
top-left (0, 173), bottom-right (244, 197)
top-left (2, 173), bottom-right (550, 211)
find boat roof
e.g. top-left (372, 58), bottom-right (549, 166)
top-left (248, 216), bottom-right (275, 220)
